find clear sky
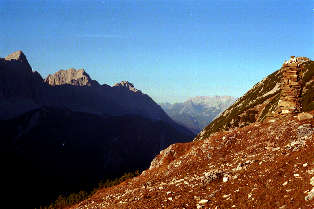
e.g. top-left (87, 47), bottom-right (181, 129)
top-left (1, 0), bottom-right (313, 103)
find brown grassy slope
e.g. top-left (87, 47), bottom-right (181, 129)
top-left (70, 114), bottom-right (313, 209)
top-left (195, 69), bottom-right (282, 140)
top-left (195, 59), bottom-right (313, 140)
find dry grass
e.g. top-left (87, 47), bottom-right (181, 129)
top-left (70, 114), bottom-right (314, 209)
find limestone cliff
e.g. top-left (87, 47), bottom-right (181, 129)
top-left (45, 68), bottom-right (94, 86)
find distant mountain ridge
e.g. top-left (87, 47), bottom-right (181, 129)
top-left (0, 50), bottom-right (194, 208)
top-left (161, 96), bottom-right (236, 133)
top-left (0, 50), bottom-right (176, 124)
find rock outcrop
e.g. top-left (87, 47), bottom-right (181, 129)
top-left (45, 68), bottom-right (94, 86)
top-left (113, 81), bottom-right (142, 93)
top-left (278, 56), bottom-right (311, 114)
top-left (4, 50), bottom-right (31, 69)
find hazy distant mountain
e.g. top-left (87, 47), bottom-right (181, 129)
top-left (0, 50), bottom-right (194, 208)
top-left (0, 51), bottom-right (193, 138)
top-left (161, 96), bottom-right (236, 133)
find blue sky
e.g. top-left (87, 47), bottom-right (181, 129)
top-left (1, 0), bottom-right (313, 103)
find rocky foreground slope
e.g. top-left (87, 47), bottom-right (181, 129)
top-left (71, 56), bottom-right (313, 208)
top-left (72, 113), bottom-right (313, 209)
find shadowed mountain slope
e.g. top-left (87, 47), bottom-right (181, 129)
top-left (1, 107), bottom-right (192, 208)
top-left (0, 51), bottom-right (194, 208)
top-left (0, 51), bottom-right (178, 124)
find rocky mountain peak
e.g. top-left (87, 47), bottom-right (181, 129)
top-left (3, 50), bottom-right (32, 71)
top-left (5, 50), bottom-right (27, 62)
top-left (283, 56), bottom-right (311, 66)
top-left (113, 81), bottom-right (141, 93)
top-left (44, 68), bottom-right (93, 86)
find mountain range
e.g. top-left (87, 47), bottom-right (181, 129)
top-left (161, 96), bottom-right (236, 134)
top-left (0, 50), bottom-right (177, 123)
top-left (71, 56), bottom-right (313, 209)
top-left (0, 50), bottom-right (194, 208)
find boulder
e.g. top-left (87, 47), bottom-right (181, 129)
top-left (297, 112), bottom-right (313, 121)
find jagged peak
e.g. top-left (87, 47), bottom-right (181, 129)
top-left (53, 68), bottom-right (87, 74)
top-left (5, 50), bottom-right (27, 62)
top-left (4, 50), bottom-right (32, 70)
top-left (283, 56), bottom-right (311, 66)
top-left (45, 68), bottom-right (93, 86)
top-left (113, 81), bottom-right (141, 93)
top-left (188, 96), bottom-right (236, 105)
top-left (114, 80), bottom-right (134, 88)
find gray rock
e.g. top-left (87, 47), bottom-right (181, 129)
top-left (45, 68), bottom-right (94, 86)
top-left (297, 112), bottom-right (313, 121)
top-left (113, 81), bottom-right (141, 93)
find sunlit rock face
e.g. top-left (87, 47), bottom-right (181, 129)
top-left (113, 81), bottom-right (142, 93)
top-left (45, 68), bottom-right (94, 86)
